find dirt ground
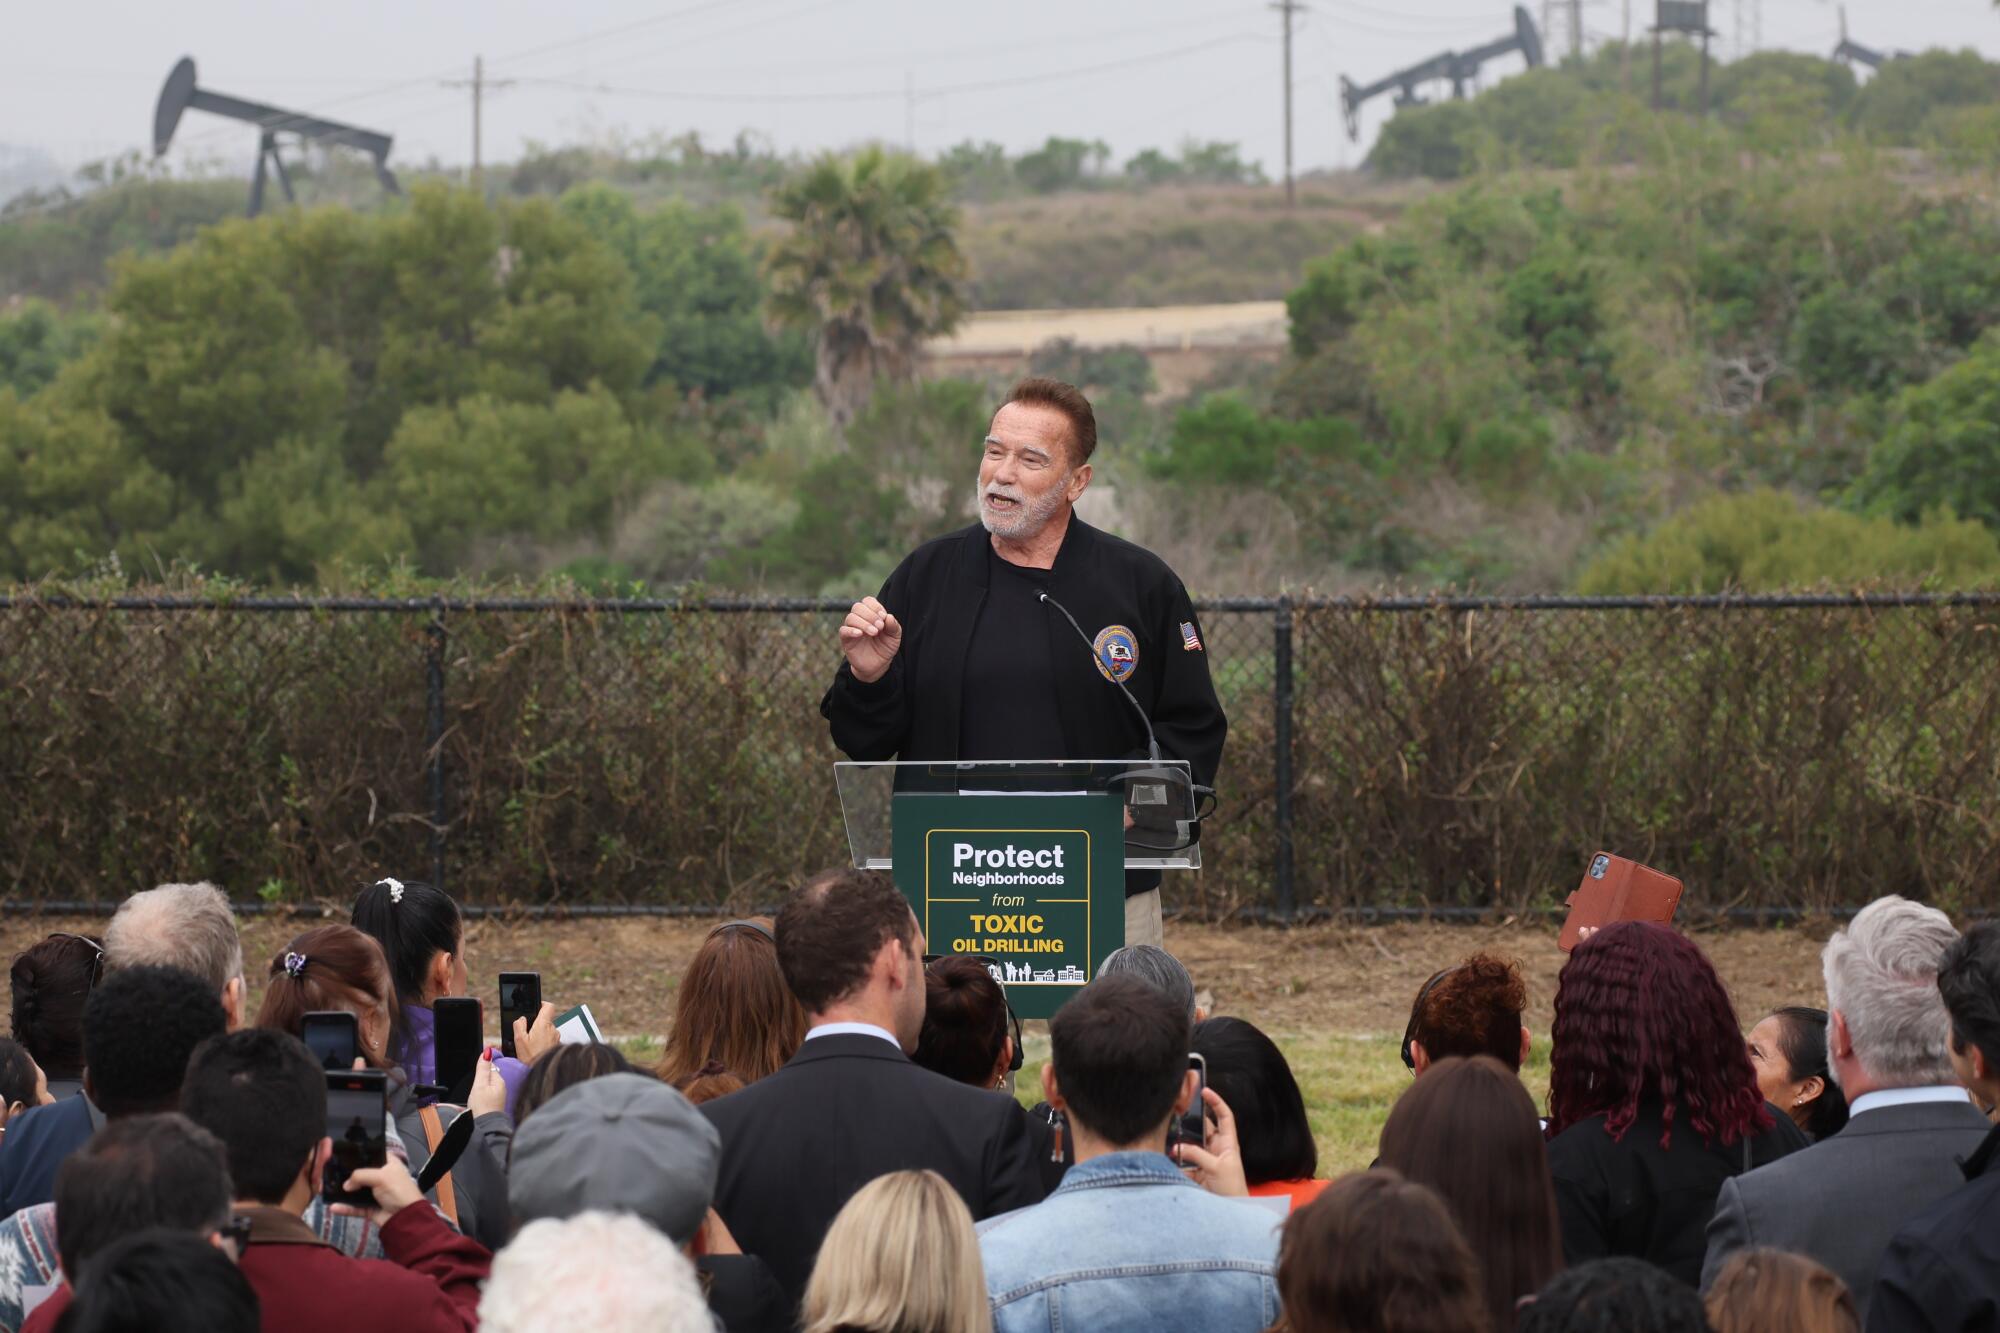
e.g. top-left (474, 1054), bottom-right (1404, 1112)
top-left (0, 914), bottom-right (1835, 1046)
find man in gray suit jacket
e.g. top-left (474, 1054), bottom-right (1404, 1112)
top-left (1702, 896), bottom-right (1986, 1318)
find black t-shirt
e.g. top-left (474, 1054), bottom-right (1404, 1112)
top-left (958, 548), bottom-right (1070, 762)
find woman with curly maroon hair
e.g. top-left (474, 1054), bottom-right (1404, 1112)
top-left (1543, 921), bottom-right (1806, 1285)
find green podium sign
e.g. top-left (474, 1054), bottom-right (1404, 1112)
top-left (892, 792), bottom-right (1126, 1019)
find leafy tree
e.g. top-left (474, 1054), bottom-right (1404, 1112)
top-left (1014, 137), bottom-right (1111, 194)
top-left (1150, 395), bottom-right (1367, 487)
top-left (0, 300), bottom-right (101, 397)
top-left (1850, 333), bottom-right (2000, 531)
top-left (0, 392), bottom-right (173, 580)
top-left (557, 183), bottom-right (806, 398)
top-left (764, 148), bottom-right (968, 429)
top-left (1124, 148), bottom-right (1184, 186)
top-left (938, 141), bottom-right (1015, 201)
top-left (379, 386), bottom-right (696, 574)
top-left (1368, 101), bottom-right (1482, 180)
top-left (1576, 489), bottom-right (2000, 593)
top-left (1850, 49), bottom-right (2000, 143)
top-left (1028, 338), bottom-right (1156, 399)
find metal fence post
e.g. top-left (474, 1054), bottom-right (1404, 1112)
top-left (1273, 595), bottom-right (1296, 919)
top-left (425, 603), bottom-right (447, 893)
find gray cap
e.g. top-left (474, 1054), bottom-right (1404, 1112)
top-left (506, 1073), bottom-right (720, 1245)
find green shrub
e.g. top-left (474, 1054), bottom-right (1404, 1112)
top-left (1575, 489), bottom-right (2000, 593)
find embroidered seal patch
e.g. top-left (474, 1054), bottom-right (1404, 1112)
top-left (1092, 624), bottom-right (1139, 684)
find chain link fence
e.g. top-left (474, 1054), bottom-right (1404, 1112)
top-left (5, 593), bottom-right (1999, 918)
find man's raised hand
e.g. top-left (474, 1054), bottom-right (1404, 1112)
top-left (839, 596), bottom-right (903, 683)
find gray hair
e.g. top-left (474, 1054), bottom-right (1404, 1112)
top-left (1822, 894), bottom-right (1960, 1089)
top-left (1097, 945), bottom-right (1198, 1025)
top-left (103, 883), bottom-right (244, 998)
top-left (480, 1211), bottom-right (711, 1333)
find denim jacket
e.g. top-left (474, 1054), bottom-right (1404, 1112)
top-left (978, 1150), bottom-right (1281, 1333)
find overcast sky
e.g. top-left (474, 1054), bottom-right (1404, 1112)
top-left (6, 0), bottom-right (1994, 185)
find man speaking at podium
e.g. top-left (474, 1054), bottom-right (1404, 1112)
top-left (821, 376), bottom-right (1227, 947)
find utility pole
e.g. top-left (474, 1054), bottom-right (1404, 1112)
top-left (904, 71), bottom-right (915, 154)
top-left (1570, 0), bottom-right (1583, 59)
top-left (442, 56), bottom-right (515, 191)
top-left (1272, 0), bottom-right (1304, 207)
top-left (1621, 0), bottom-right (1633, 91)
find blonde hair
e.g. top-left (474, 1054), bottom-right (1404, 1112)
top-left (1705, 1248), bottom-right (1858, 1333)
top-left (801, 1171), bottom-right (992, 1333)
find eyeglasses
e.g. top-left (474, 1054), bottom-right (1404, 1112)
top-left (45, 934), bottom-right (105, 989)
top-left (218, 1215), bottom-right (254, 1262)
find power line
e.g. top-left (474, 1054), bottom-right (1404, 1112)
top-left (521, 33), bottom-right (1275, 106)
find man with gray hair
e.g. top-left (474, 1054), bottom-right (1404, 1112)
top-left (480, 1212), bottom-right (713, 1333)
top-left (1098, 944), bottom-right (1204, 1025)
top-left (1702, 895), bottom-right (1987, 1317)
top-left (103, 882), bottom-right (247, 1030)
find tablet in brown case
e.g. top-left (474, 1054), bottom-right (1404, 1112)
top-left (1558, 852), bottom-right (1685, 951)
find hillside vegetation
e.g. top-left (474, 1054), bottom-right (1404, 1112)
top-left (4, 43), bottom-right (2000, 595)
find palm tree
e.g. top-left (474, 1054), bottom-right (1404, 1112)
top-left (765, 147), bottom-right (968, 430)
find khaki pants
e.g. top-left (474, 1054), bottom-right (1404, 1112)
top-left (1124, 888), bottom-right (1164, 949)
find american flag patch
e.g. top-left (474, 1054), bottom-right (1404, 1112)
top-left (1180, 621), bottom-right (1203, 652)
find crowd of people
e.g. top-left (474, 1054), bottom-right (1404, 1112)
top-left (0, 871), bottom-right (1993, 1332)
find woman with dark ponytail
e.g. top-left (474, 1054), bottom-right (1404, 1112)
top-left (351, 876), bottom-right (545, 1117)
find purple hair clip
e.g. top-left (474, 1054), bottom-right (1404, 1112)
top-left (283, 951), bottom-right (308, 981)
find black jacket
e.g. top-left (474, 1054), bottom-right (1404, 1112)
top-left (1547, 1099), bottom-right (1807, 1286)
top-left (820, 520), bottom-right (1228, 893)
top-left (700, 1033), bottom-right (1046, 1305)
top-left (1868, 1121), bottom-right (2000, 1333)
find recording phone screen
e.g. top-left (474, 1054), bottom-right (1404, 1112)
top-left (323, 1075), bottom-right (387, 1206)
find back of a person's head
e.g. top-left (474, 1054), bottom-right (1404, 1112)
top-left (515, 1042), bottom-right (637, 1127)
top-left (1097, 944), bottom-right (1198, 1025)
top-left (1048, 973), bottom-right (1189, 1147)
top-left (775, 869), bottom-right (915, 1013)
top-left (0, 1038), bottom-right (43, 1112)
top-left (1762, 1006), bottom-right (1849, 1140)
top-left (479, 1210), bottom-right (713, 1333)
top-left (180, 1029), bottom-right (323, 1207)
top-left (348, 876), bottom-right (460, 1057)
top-left (1409, 954), bottom-right (1528, 1070)
top-left (1274, 1170), bottom-right (1488, 1333)
top-left (1517, 1258), bottom-right (1710, 1333)
top-left (1191, 1016), bottom-right (1315, 1185)
top-left (802, 1170), bottom-right (991, 1333)
top-left (83, 966), bottom-right (227, 1118)
top-left (659, 917), bottom-right (804, 1086)
top-left (255, 924), bottom-right (395, 1068)
top-left (348, 875), bottom-right (461, 1008)
top-left (11, 933), bottom-right (102, 1081)
top-left (508, 1073), bottom-right (718, 1244)
top-left (1548, 922), bottom-right (1767, 1150)
top-left (57, 1228), bottom-right (259, 1333)
top-left (1377, 1056), bottom-right (1561, 1329)
top-left (54, 1113), bottom-right (232, 1282)
top-left (914, 956), bottom-right (1012, 1089)
top-left (1939, 922), bottom-right (2000, 1086)
top-left (1823, 895), bottom-right (1959, 1088)
top-left (1704, 1249), bottom-right (1857, 1333)
top-left (103, 884), bottom-right (243, 998)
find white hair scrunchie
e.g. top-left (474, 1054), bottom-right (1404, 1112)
top-left (378, 877), bottom-right (405, 905)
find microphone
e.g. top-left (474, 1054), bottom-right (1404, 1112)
top-left (1037, 590), bottom-right (1161, 762)
top-left (1038, 590), bottom-right (1209, 851)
